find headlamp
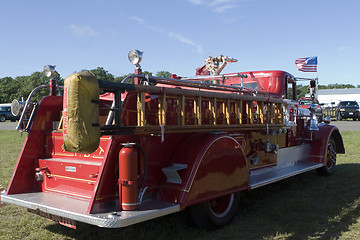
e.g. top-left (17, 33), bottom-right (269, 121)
top-left (11, 99), bottom-right (24, 116)
top-left (44, 65), bottom-right (56, 77)
top-left (128, 49), bottom-right (143, 67)
top-left (324, 116), bottom-right (331, 125)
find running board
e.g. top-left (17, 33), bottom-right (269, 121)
top-left (0, 191), bottom-right (180, 228)
top-left (249, 144), bottom-right (323, 189)
top-left (249, 161), bottom-right (323, 189)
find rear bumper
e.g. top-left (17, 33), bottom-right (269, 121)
top-left (1, 191), bottom-right (180, 228)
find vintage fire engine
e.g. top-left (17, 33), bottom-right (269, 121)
top-left (0, 50), bottom-right (345, 230)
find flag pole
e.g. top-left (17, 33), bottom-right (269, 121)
top-left (316, 55), bottom-right (319, 100)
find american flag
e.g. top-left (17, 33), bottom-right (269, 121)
top-left (295, 56), bottom-right (318, 72)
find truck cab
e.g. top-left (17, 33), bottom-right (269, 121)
top-left (336, 101), bottom-right (360, 121)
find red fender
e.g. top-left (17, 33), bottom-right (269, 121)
top-left (7, 96), bottom-right (63, 194)
top-left (158, 133), bottom-right (248, 209)
top-left (308, 124), bottom-right (345, 164)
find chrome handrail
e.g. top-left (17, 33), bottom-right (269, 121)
top-left (16, 85), bottom-right (49, 132)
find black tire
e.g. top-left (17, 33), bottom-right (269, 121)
top-left (353, 117), bottom-right (357, 121)
top-left (0, 115), bottom-right (6, 122)
top-left (188, 192), bottom-right (240, 230)
top-left (316, 137), bottom-right (337, 176)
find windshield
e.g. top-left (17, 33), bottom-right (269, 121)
top-left (339, 101), bottom-right (359, 107)
top-left (0, 107), bottom-right (10, 111)
top-left (299, 99), bottom-right (319, 105)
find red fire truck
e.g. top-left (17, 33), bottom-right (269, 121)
top-left (0, 50), bottom-right (345, 230)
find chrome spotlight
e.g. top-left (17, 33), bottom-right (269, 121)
top-left (128, 49), bottom-right (143, 67)
top-left (44, 65), bottom-right (56, 77)
top-left (11, 99), bottom-right (25, 116)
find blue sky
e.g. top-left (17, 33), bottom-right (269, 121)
top-left (1, 0), bottom-right (359, 86)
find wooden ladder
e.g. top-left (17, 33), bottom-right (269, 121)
top-left (136, 91), bottom-right (285, 128)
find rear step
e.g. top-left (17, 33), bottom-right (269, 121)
top-left (1, 191), bottom-right (180, 228)
top-left (38, 158), bottom-right (102, 199)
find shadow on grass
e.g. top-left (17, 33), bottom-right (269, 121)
top-left (45, 163), bottom-right (360, 240)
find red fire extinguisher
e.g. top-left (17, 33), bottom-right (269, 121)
top-left (118, 144), bottom-right (138, 211)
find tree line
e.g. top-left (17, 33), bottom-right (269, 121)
top-left (0, 67), bottom-right (172, 103)
top-left (0, 67), bottom-right (358, 103)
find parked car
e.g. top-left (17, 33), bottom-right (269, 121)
top-left (0, 103), bottom-right (19, 122)
top-left (336, 101), bottom-right (360, 121)
top-left (298, 97), bottom-right (324, 122)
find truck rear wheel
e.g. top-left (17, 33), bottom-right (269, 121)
top-left (0, 115), bottom-right (6, 122)
top-left (188, 192), bottom-right (240, 230)
top-left (316, 138), bottom-right (337, 176)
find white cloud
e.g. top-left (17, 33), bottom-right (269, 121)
top-left (130, 16), bottom-right (145, 24)
top-left (130, 16), bottom-right (203, 54)
top-left (169, 33), bottom-right (203, 53)
top-left (223, 16), bottom-right (243, 24)
top-left (187, 0), bottom-right (205, 5)
top-left (106, 29), bottom-right (118, 37)
top-left (209, 0), bottom-right (233, 7)
top-left (214, 4), bottom-right (235, 13)
top-left (337, 46), bottom-right (351, 52)
top-left (186, 0), bottom-right (238, 13)
top-left (69, 25), bottom-right (98, 37)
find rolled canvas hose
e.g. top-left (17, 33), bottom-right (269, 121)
top-left (63, 71), bottom-right (100, 153)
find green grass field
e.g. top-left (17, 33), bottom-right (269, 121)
top-left (1, 130), bottom-right (359, 240)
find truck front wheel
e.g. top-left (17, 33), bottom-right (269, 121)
top-left (316, 138), bottom-right (337, 176)
top-left (188, 192), bottom-right (240, 230)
